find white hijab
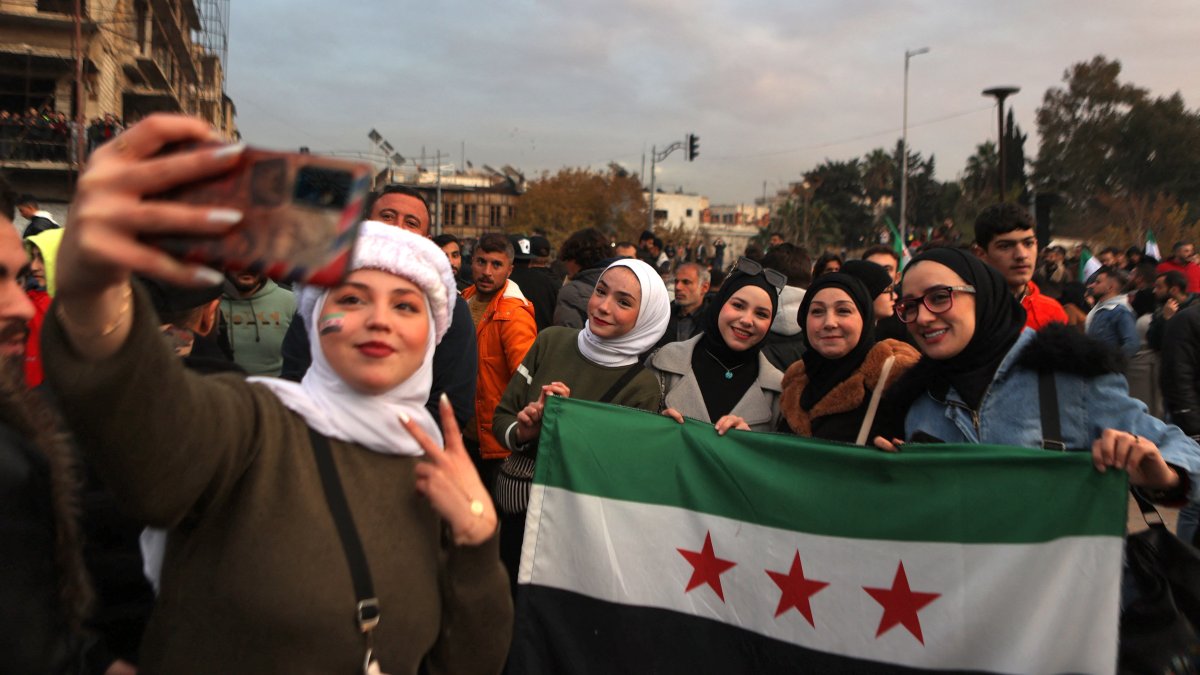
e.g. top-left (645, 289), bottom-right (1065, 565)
top-left (249, 222), bottom-right (456, 456)
top-left (577, 258), bottom-right (671, 366)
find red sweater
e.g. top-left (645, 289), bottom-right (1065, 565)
top-left (24, 290), bottom-right (51, 387)
top-left (1021, 280), bottom-right (1068, 331)
top-left (1157, 260), bottom-right (1200, 294)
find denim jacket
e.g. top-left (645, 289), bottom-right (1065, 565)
top-left (904, 328), bottom-right (1200, 499)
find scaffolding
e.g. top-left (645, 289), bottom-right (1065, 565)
top-left (192, 0), bottom-right (228, 90)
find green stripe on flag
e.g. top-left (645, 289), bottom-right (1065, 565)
top-left (536, 397), bottom-right (1128, 545)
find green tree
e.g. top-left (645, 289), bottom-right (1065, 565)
top-left (804, 159), bottom-right (873, 249)
top-left (512, 166), bottom-right (648, 244)
top-left (861, 147), bottom-right (895, 208)
top-left (1034, 56), bottom-right (1144, 229)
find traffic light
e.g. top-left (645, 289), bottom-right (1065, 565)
top-left (686, 133), bottom-right (699, 161)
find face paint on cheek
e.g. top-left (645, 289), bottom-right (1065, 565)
top-left (318, 312), bottom-right (346, 335)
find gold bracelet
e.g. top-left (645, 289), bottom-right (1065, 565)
top-left (55, 286), bottom-right (134, 338)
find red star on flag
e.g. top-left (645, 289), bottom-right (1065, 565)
top-left (863, 561), bottom-right (941, 644)
top-left (677, 531), bottom-right (737, 601)
top-left (765, 551), bottom-right (829, 625)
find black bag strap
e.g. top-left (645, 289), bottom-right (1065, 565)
top-left (307, 427), bottom-right (380, 634)
top-left (599, 363), bottom-right (644, 404)
top-left (1037, 369), bottom-right (1067, 451)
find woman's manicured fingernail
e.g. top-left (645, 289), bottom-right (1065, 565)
top-left (207, 208), bottom-right (243, 224)
top-left (213, 142), bottom-right (245, 159)
top-left (193, 266), bottom-right (224, 285)
top-left (399, 412), bottom-right (411, 424)
top-left (440, 392), bottom-right (450, 407)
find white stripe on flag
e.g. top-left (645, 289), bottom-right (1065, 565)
top-left (522, 486), bottom-right (1121, 675)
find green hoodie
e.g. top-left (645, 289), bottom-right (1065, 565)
top-left (220, 279), bottom-right (296, 376)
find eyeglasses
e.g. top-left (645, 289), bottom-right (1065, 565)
top-left (732, 257), bottom-right (787, 295)
top-left (894, 285), bottom-right (976, 323)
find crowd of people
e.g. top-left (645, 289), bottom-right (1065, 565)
top-left (0, 108), bottom-right (126, 162)
top-left (4, 113), bottom-right (1200, 673)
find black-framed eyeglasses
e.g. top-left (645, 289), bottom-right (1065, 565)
top-left (894, 285), bottom-right (976, 323)
top-left (732, 257), bottom-right (787, 295)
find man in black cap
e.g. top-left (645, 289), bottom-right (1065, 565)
top-left (141, 276), bottom-right (241, 373)
top-left (508, 234), bottom-right (559, 331)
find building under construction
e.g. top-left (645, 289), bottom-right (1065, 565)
top-left (0, 0), bottom-right (235, 207)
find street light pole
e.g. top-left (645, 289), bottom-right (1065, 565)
top-left (899, 47), bottom-right (929, 255)
top-left (982, 86), bottom-right (1020, 201)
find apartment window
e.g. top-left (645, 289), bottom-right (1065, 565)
top-left (686, 209), bottom-right (693, 217)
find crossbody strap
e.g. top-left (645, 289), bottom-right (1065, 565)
top-left (599, 363), bottom-right (644, 404)
top-left (307, 427), bottom-right (380, 634)
top-left (1037, 369), bottom-right (1067, 451)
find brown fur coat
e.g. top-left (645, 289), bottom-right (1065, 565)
top-left (780, 339), bottom-right (920, 438)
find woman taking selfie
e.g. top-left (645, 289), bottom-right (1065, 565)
top-left (779, 273), bottom-right (918, 443)
top-left (492, 257), bottom-right (670, 589)
top-left (648, 258), bottom-right (785, 433)
top-left (879, 247), bottom-right (1200, 497)
top-left (42, 116), bottom-right (511, 674)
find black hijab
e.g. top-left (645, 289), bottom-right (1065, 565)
top-left (841, 260), bottom-right (893, 299)
top-left (797, 272), bottom-right (876, 411)
top-left (899, 247), bottom-right (1026, 410)
top-left (692, 270), bottom-right (779, 421)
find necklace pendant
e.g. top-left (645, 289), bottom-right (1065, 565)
top-left (724, 370), bottom-right (733, 380)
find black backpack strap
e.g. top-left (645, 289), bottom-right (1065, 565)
top-left (1037, 369), bottom-right (1067, 451)
top-left (307, 427), bottom-right (380, 635)
top-left (598, 364), bottom-right (645, 404)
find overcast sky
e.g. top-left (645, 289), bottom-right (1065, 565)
top-left (225, 0), bottom-right (1200, 205)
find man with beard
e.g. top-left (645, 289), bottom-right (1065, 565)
top-left (0, 214), bottom-right (93, 672)
top-left (219, 269), bottom-right (295, 376)
top-left (462, 233), bottom-right (536, 477)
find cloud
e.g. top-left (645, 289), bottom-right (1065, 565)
top-left (225, 0), bottom-right (1200, 203)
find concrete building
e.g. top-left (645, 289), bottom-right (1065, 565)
top-left (377, 164), bottom-right (525, 240)
top-left (0, 0), bottom-right (235, 210)
top-left (646, 190), bottom-right (708, 233)
top-left (699, 203), bottom-right (769, 265)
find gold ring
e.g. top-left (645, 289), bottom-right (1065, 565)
top-left (469, 499), bottom-right (484, 517)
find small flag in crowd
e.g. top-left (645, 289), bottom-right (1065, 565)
top-left (885, 216), bottom-right (913, 271)
top-left (510, 397), bottom-right (1127, 674)
top-left (1080, 247), bottom-right (1102, 282)
top-left (1146, 230), bottom-right (1161, 261)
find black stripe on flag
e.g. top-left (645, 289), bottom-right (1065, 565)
top-left (509, 585), bottom-right (989, 674)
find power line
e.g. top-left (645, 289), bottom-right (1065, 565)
top-left (706, 105), bottom-right (995, 161)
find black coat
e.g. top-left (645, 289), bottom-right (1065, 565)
top-left (0, 421), bottom-right (85, 673)
top-left (1161, 304), bottom-right (1200, 435)
top-left (508, 266), bottom-right (559, 331)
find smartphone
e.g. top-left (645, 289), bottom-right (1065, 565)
top-left (150, 146), bottom-right (373, 287)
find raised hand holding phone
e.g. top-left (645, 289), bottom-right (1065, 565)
top-left (55, 115), bottom-right (246, 360)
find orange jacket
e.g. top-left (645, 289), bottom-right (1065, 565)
top-left (462, 280), bottom-right (538, 459)
top-left (1022, 280), bottom-right (1068, 331)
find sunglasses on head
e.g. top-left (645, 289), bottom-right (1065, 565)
top-left (732, 257), bottom-right (787, 295)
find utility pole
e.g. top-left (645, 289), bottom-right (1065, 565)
top-left (899, 47), bottom-right (929, 255)
top-left (647, 134), bottom-right (693, 231)
top-left (72, 0), bottom-right (85, 174)
top-left (435, 149), bottom-right (444, 236)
